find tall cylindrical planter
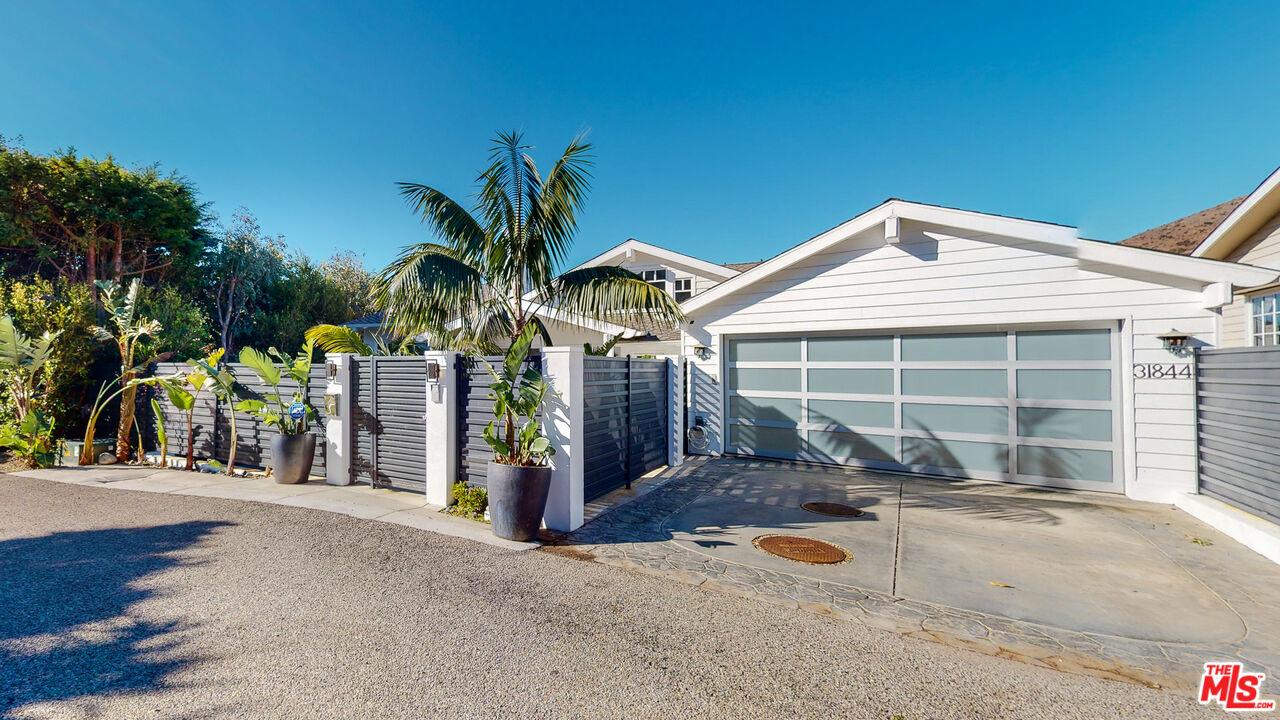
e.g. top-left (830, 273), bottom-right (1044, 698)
top-left (270, 433), bottom-right (316, 484)
top-left (486, 461), bottom-right (552, 541)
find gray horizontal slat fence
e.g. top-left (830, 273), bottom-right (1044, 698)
top-left (1197, 346), bottom-right (1280, 523)
top-left (349, 355), bottom-right (428, 493)
top-left (581, 356), bottom-right (669, 502)
top-left (455, 354), bottom-right (541, 489)
top-left (151, 361), bottom-right (327, 476)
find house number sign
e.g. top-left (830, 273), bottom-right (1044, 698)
top-left (1133, 363), bottom-right (1192, 379)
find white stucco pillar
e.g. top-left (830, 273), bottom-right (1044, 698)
top-left (667, 356), bottom-right (685, 468)
top-left (423, 351), bottom-right (460, 507)
top-left (541, 346), bottom-right (584, 532)
top-left (324, 353), bottom-right (353, 486)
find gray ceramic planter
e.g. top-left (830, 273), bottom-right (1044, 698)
top-left (486, 461), bottom-right (552, 541)
top-left (270, 433), bottom-right (316, 484)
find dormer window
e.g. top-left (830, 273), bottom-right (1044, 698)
top-left (642, 269), bottom-right (667, 291)
top-left (673, 277), bottom-right (693, 302)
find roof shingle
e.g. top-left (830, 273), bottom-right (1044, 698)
top-left (1118, 196), bottom-right (1246, 255)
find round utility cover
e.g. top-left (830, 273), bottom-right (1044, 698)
top-left (752, 535), bottom-right (850, 565)
top-left (801, 501), bottom-right (865, 518)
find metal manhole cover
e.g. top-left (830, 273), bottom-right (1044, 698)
top-left (752, 535), bottom-right (850, 565)
top-left (801, 501), bottom-right (865, 518)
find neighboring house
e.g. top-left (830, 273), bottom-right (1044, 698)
top-left (673, 198), bottom-right (1277, 506)
top-left (343, 311), bottom-right (391, 348)
top-left (559, 238), bottom-right (763, 356)
top-left (1121, 166), bottom-right (1280, 348)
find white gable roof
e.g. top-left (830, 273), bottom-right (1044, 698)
top-left (1192, 166), bottom-right (1280, 260)
top-left (574, 238), bottom-right (741, 280)
top-left (683, 199), bottom-right (1279, 314)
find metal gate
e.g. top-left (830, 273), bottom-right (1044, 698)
top-left (582, 356), bottom-right (669, 501)
top-left (1197, 345), bottom-right (1280, 523)
top-left (349, 355), bottom-right (429, 492)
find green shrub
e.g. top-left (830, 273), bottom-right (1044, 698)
top-left (0, 412), bottom-right (59, 468)
top-left (0, 276), bottom-right (95, 433)
top-left (138, 285), bottom-right (213, 360)
top-left (449, 481), bottom-right (488, 519)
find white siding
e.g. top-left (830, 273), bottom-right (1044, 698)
top-left (614, 255), bottom-right (727, 296)
top-left (684, 225), bottom-right (1216, 504)
top-left (1221, 210), bottom-right (1280, 348)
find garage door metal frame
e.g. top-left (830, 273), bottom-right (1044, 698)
top-left (722, 323), bottom-right (1123, 492)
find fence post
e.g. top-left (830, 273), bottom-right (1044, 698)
top-left (542, 346), bottom-right (584, 532)
top-left (423, 350), bottom-right (460, 507)
top-left (323, 353), bottom-right (354, 486)
top-left (668, 356), bottom-right (685, 468)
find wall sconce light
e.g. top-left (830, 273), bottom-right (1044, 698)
top-left (1157, 330), bottom-right (1191, 356)
top-left (325, 359), bottom-right (339, 380)
top-left (693, 345), bottom-right (712, 361)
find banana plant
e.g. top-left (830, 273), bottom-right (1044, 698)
top-left (150, 397), bottom-right (168, 468)
top-left (235, 340), bottom-right (317, 435)
top-left (480, 324), bottom-right (555, 467)
top-left (89, 279), bottom-right (163, 463)
top-left (186, 349), bottom-right (241, 475)
top-left (80, 369), bottom-right (171, 465)
top-left (161, 360), bottom-right (216, 471)
top-left (0, 412), bottom-right (58, 468)
top-left (0, 314), bottom-right (61, 423)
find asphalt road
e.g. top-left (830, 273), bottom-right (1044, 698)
top-left (0, 476), bottom-right (1215, 719)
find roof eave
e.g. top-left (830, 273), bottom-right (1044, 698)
top-left (1192, 166), bottom-right (1280, 259)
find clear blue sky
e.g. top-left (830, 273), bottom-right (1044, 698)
top-left (4, 1), bottom-right (1279, 272)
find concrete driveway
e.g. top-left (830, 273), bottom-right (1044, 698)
top-left (565, 457), bottom-right (1280, 689)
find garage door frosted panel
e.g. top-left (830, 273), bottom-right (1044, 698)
top-left (1017, 408), bottom-right (1112, 441)
top-left (729, 395), bottom-right (803, 424)
top-left (1016, 329), bottom-right (1110, 361)
top-left (807, 368), bottom-right (893, 394)
top-left (1017, 370), bottom-right (1111, 401)
top-left (903, 437), bottom-right (1008, 473)
top-left (901, 333), bottom-right (1005, 361)
top-left (808, 430), bottom-right (895, 461)
top-left (730, 425), bottom-right (801, 453)
top-left (729, 367), bottom-right (801, 392)
top-left (728, 339), bottom-right (800, 362)
top-left (901, 369), bottom-right (1007, 398)
top-left (808, 336), bottom-right (893, 361)
top-left (807, 399), bottom-right (894, 428)
top-left (1018, 446), bottom-right (1112, 483)
top-left (903, 403), bottom-right (1008, 435)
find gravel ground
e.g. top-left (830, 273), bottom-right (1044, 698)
top-left (0, 476), bottom-right (1215, 720)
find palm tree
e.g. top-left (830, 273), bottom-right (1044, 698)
top-left (372, 131), bottom-right (683, 352)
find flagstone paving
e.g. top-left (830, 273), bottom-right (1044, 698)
top-left (558, 457), bottom-right (1280, 690)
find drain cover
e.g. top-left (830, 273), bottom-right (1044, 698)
top-left (801, 501), bottom-right (865, 518)
top-left (753, 535), bottom-right (850, 565)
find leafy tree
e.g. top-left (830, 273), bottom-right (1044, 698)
top-left (320, 251), bottom-right (375, 321)
top-left (373, 131), bottom-right (683, 353)
top-left (0, 142), bottom-right (211, 288)
top-left (205, 208), bottom-right (285, 353)
top-left (254, 252), bottom-right (348, 353)
top-left (139, 285), bottom-right (213, 360)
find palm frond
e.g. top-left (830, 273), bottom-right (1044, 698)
top-left (0, 315), bottom-right (31, 369)
top-left (526, 132), bottom-right (593, 286)
top-left (370, 242), bottom-right (483, 338)
top-left (305, 324), bottom-right (373, 356)
top-left (546, 266), bottom-right (685, 330)
top-left (396, 182), bottom-right (488, 266)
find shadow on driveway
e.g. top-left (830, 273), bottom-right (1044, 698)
top-left (0, 520), bottom-right (230, 716)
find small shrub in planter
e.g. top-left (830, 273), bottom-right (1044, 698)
top-left (235, 340), bottom-right (319, 484)
top-left (480, 326), bottom-right (556, 541)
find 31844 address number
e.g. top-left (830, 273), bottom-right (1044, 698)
top-left (1133, 363), bottom-right (1192, 379)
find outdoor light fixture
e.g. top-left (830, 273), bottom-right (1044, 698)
top-left (1158, 330), bottom-right (1191, 355)
top-left (693, 345), bottom-right (712, 361)
top-left (325, 359), bottom-right (339, 380)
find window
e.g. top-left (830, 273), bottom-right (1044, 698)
top-left (1252, 293), bottom-right (1280, 346)
top-left (641, 269), bottom-right (667, 292)
top-left (673, 278), bottom-right (693, 301)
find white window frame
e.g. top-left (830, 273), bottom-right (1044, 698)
top-left (1249, 291), bottom-right (1280, 346)
top-left (672, 277), bottom-right (693, 302)
top-left (641, 269), bottom-right (667, 292)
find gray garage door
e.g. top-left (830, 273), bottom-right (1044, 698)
top-left (724, 328), bottom-right (1121, 492)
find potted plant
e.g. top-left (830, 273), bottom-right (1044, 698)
top-left (481, 326), bottom-right (556, 541)
top-left (235, 340), bottom-right (318, 484)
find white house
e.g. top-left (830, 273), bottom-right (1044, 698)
top-left (675, 198), bottom-right (1278, 505)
